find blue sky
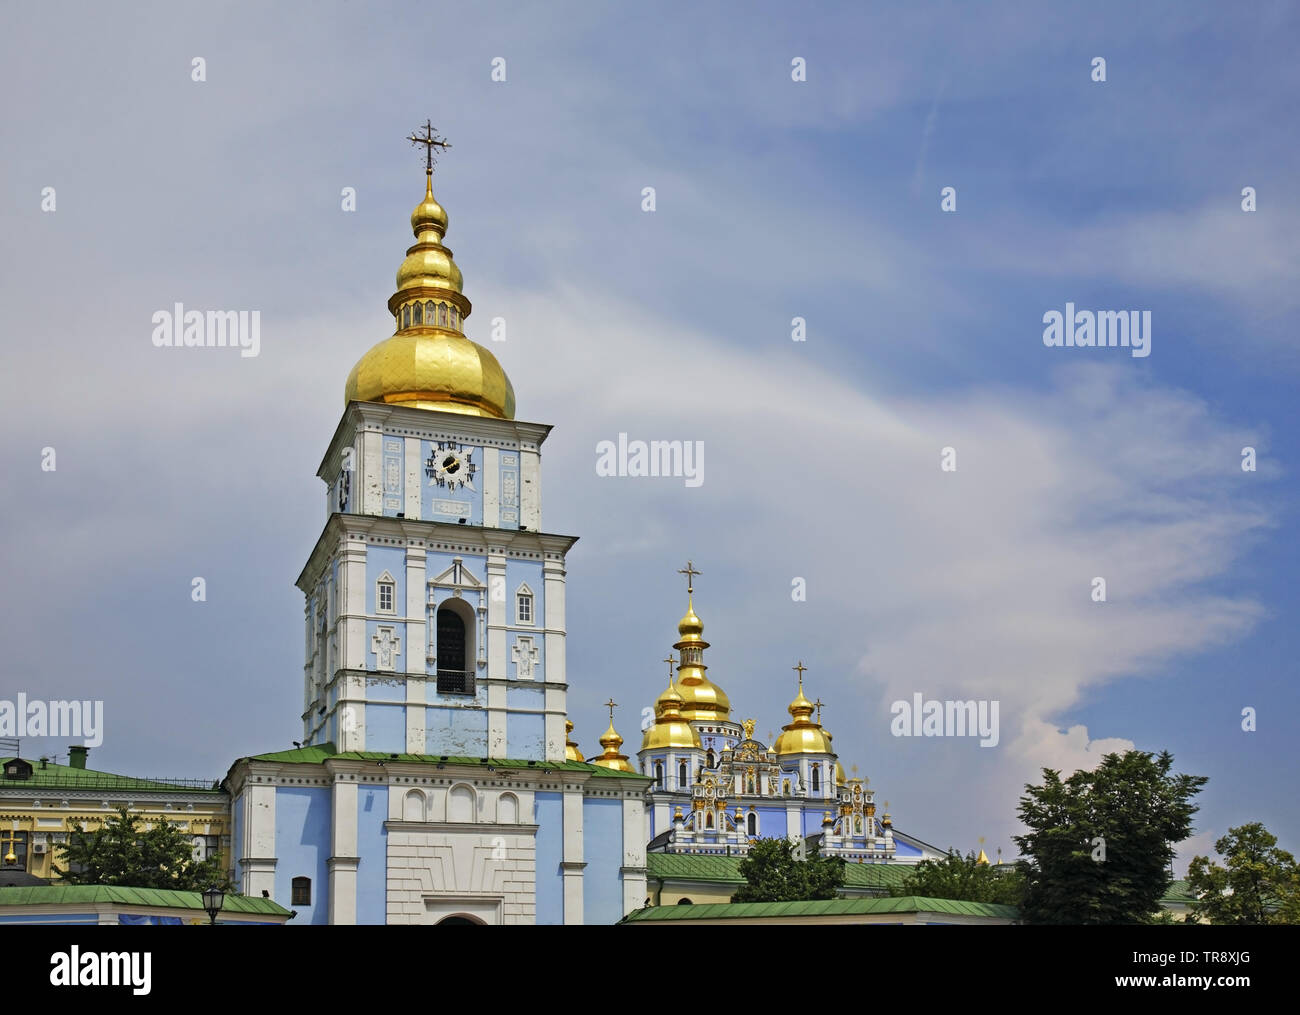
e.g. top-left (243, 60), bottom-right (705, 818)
top-left (1, 0), bottom-right (1296, 873)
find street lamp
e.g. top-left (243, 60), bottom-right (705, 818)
top-left (201, 885), bottom-right (225, 926)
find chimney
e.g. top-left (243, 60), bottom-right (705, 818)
top-left (68, 746), bottom-right (89, 770)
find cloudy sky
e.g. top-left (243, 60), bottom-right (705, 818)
top-left (2, 0), bottom-right (1296, 873)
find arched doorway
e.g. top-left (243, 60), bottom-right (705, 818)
top-left (437, 914), bottom-right (484, 925)
top-left (436, 604), bottom-right (472, 693)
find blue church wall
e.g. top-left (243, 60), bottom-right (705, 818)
top-left (364, 619), bottom-right (407, 672)
top-left (420, 440), bottom-right (483, 524)
top-left (275, 787), bottom-right (331, 925)
top-left (507, 632), bottom-right (545, 681)
top-left (366, 675), bottom-right (406, 702)
top-left (355, 786), bottom-right (389, 925)
top-left (366, 546), bottom-right (407, 615)
top-left (755, 807), bottom-right (786, 836)
top-left (894, 839), bottom-right (922, 857)
top-left (506, 712), bottom-right (545, 759)
top-left (506, 560), bottom-right (544, 626)
top-left (506, 685), bottom-right (544, 710)
top-left (425, 705), bottom-right (488, 755)
top-left (582, 799), bottom-right (623, 925)
top-left (365, 703), bottom-right (407, 752)
top-left (534, 791), bottom-right (563, 924)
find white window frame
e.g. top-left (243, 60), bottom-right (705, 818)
top-left (376, 571), bottom-right (397, 615)
top-left (514, 582), bottom-right (535, 626)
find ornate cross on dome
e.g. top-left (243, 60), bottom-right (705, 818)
top-left (793, 660), bottom-right (807, 689)
top-left (813, 697), bottom-right (824, 724)
top-left (407, 120), bottom-right (452, 174)
top-left (603, 698), bottom-right (618, 721)
top-left (663, 654), bottom-right (676, 679)
top-left (677, 560), bottom-right (701, 595)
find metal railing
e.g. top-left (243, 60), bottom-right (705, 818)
top-left (435, 669), bottom-right (475, 695)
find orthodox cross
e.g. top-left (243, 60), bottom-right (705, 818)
top-left (663, 654), bottom-right (676, 679)
top-left (603, 698), bottom-right (618, 722)
top-left (0, 828), bottom-right (20, 864)
top-left (813, 697), bottom-right (824, 724)
top-left (793, 660), bottom-right (807, 690)
top-left (407, 120), bottom-right (451, 173)
top-left (677, 560), bottom-right (701, 595)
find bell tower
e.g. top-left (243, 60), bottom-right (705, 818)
top-left (296, 127), bottom-right (576, 762)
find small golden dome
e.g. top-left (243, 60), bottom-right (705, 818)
top-left (773, 673), bottom-right (834, 756)
top-left (345, 171), bottom-right (516, 419)
top-left (565, 719), bottom-right (582, 763)
top-left (642, 677), bottom-right (703, 751)
top-left (678, 599), bottom-right (704, 641)
top-left (589, 720), bottom-right (635, 773)
top-left (671, 592), bottom-right (731, 721)
top-left (835, 761), bottom-right (846, 787)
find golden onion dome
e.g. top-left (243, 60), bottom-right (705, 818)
top-left (671, 593), bottom-right (731, 721)
top-left (773, 674), bottom-right (834, 756)
top-left (642, 677), bottom-right (703, 751)
top-left (835, 761), bottom-right (846, 787)
top-left (345, 170), bottom-right (516, 419)
top-left (565, 719), bottom-right (583, 763)
top-left (589, 720), bottom-right (635, 773)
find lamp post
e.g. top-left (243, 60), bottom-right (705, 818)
top-left (201, 885), bottom-right (225, 926)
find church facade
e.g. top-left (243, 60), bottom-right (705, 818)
top-left (224, 133), bottom-right (650, 925)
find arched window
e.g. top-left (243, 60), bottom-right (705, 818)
top-left (677, 898), bottom-right (693, 905)
top-left (705, 812), bottom-right (713, 829)
top-left (498, 792), bottom-right (518, 824)
top-left (678, 761), bottom-right (687, 788)
top-left (402, 304), bottom-right (411, 328)
top-left (747, 812), bottom-right (757, 836)
top-left (706, 749), bottom-right (715, 770)
top-left (425, 300), bottom-right (435, 323)
top-left (412, 301), bottom-right (423, 325)
top-left (292, 877), bottom-right (311, 905)
top-left (403, 789), bottom-right (425, 821)
top-left (811, 764), bottom-right (820, 792)
top-left (451, 306), bottom-right (459, 328)
top-left (436, 604), bottom-right (471, 693)
top-left (653, 761), bottom-right (663, 789)
top-left (439, 303), bottom-right (449, 326)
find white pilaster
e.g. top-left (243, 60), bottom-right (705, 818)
top-left (562, 789), bottom-right (584, 924)
top-left (329, 777), bottom-right (359, 924)
top-left (482, 446), bottom-right (500, 528)
top-left (404, 437), bottom-right (422, 519)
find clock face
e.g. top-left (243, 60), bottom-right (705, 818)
top-left (425, 442), bottom-right (476, 491)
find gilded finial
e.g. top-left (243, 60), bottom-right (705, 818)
top-left (742, 718), bottom-right (757, 740)
top-left (603, 698), bottom-right (618, 722)
top-left (793, 660), bottom-right (807, 690)
top-left (813, 697), bottom-right (824, 725)
top-left (663, 655), bottom-right (676, 680)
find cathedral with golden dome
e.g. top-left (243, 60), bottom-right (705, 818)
top-left (623, 567), bottom-right (943, 864)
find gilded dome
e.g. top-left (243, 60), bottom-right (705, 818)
top-left (589, 720), bottom-right (635, 773)
top-left (773, 673), bottom-right (834, 756)
top-left (565, 719), bottom-right (583, 763)
top-left (642, 677), bottom-right (703, 751)
top-left (345, 171), bottom-right (516, 419)
top-left (671, 591), bottom-right (731, 721)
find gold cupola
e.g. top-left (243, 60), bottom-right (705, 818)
top-left (564, 719), bottom-right (583, 762)
top-left (642, 672), bottom-right (703, 751)
top-left (773, 665), bottom-right (834, 756)
top-left (672, 562), bottom-right (730, 722)
top-left (345, 128), bottom-right (515, 419)
top-left (589, 718), bottom-right (635, 773)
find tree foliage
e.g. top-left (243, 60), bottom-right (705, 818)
top-left (54, 806), bottom-right (231, 892)
top-left (731, 837), bottom-right (845, 903)
top-left (892, 850), bottom-right (1024, 906)
top-left (1186, 822), bottom-right (1300, 925)
top-left (1013, 750), bottom-right (1206, 924)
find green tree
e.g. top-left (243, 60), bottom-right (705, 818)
top-left (891, 850), bottom-right (1024, 906)
top-left (1013, 750), bottom-right (1206, 924)
top-left (1186, 822), bottom-right (1300, 925)
top-left (54, 806), bottom-right (231, 891)
top-left (731, 837), bottom-right (845, 902)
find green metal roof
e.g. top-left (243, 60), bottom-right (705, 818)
top-left (622, 895), bottom-right (1019, 922)
top-left (645, 852), bottom-right (915, 890)
top-left (0, 885), bottom-right (290, 916)
top-left (0, 758), bottom-right (221, 794)
top-left (1162, 879), bottom-right (1197, 904)
top-left (242, 744), bottom-right (648, 779)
